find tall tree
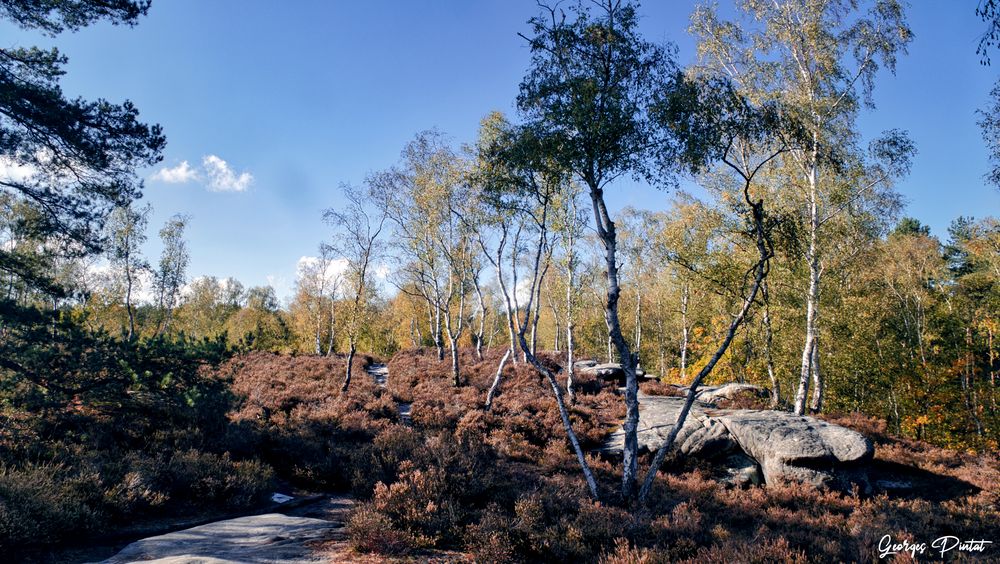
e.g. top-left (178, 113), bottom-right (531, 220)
top-left (105, 203), bottom-right (149, 340)
top-left (474, 115), bottom-right (601, 499)
top-left (0, 0), bottom-right (164, 297)
top-left (690, 0), bottom-right (914, 415)
top-left (518, 0), bottom-right (684, 502)
top-left (325, 182), bottom-right (388, 392)
top-left (153, 213), bottom-right (189, 336)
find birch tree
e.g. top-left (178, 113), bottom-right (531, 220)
top-left (518, 0), bottom-right (685, 502)
top-left (153, 213), bottom-right (189, 336)
top-left (325, 182), bottom-right (387, 392)
top-left (473, 115), bottom-right (601, 499)
top-left (105, 203), bottom-right (150, 340)
top-left (689, 0), bottom-right (914, 415)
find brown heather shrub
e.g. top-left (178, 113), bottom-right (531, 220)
top-left (679, 536), bottom-right (809, 564)
top-left (600, 538), bottom-right (657, 564)
top-left (218, 351), bottom-right (401, 489)
top-left (224, 348), bottom-right (999, 562)
top-left (223, 351), bottom-right (377, 425)
top-left (369, 463), bottom-right (454, 547)
top-left (463, 503), bottom-right (517, 563)
top-left (347, 503), bottom-right (418, 556)
top-left (386, 347), bottom-right (623, 467)
top-left (639, 379), bottom-right (685, 396)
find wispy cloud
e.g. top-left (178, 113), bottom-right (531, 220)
top-left (203, 155), bottom-right (253, 192)
top-left (150, 160), bottom-right (200, 184)
top-left (149, 155), bottom-right (253, 192)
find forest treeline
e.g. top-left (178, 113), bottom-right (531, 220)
top-left (1, 0), bottom-right (999, 557)
top-left (43, 174), bottom-right (1000, 453)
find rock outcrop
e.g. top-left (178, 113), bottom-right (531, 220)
top-left (101, 513), bottom-right (340, 563)
top-left (668, 382), bottom-right (769, 405)
top-left (715, 410), bottom-right (873, 489)
top-left (600, 392), bottom-right (873, 491)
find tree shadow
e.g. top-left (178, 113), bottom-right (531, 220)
top-left (868, 459), bottom-right (980, 502)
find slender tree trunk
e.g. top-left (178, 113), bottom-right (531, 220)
top-left (680, 284), bottom-right (689, 382)
top-left (444, 275), bottom-right (466, 386)
top-left (518, 332), bottom-right (600, 499)
top-left (587, 184), bottom-right (640, 502)
top-left (547, 278), bottom-right (561, 352)
top-left (325, 299), bottom-right (337, 355)
top-left (474, 277), bottom-right (487, 361)
top-left (343, 340), bottom-right (355, 392)
top-left (314, 304), bottom-right (323, 355)
top-left (606, 325), bottom-right (615, 363)
top-left (450, 337), bottom-right (461, 386)
top-left (762, 281), bottom-right (780, 407)
top-left (124, 246), bottom-right (136, 341)
top-left (795, 146), bottom-right (821, 416)
top-left (434, 304), bottom-right (444, 360)
top-left (530, 256), bottom-right (548, 354)
top-left (485, 347), bottom-right (512, 409)
top-left (634, 286), bottom-right (642, 369)
top-left (809, 336), bottom-right (823, 412)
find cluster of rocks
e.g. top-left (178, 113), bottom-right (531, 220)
top-left (598, 376), bottom-right (875, 492)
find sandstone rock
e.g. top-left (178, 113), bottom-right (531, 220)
top-left (718, 453), bottom-right (763, 487)
top-left (711, 410), bottom-right (873, 490)
top-left (600, 394), bottom-right (733, 457)
top-left (581, 363), bottom-right (624, 380)
top-left (598, 392), bottom-right (874, 491)
top-left (100, 513), bottom-right (340, 564)
top-left (669, 383), bottom-right (768, 405)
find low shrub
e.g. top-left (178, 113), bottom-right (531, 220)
top-left (347, 504), bottom-right (417, 555)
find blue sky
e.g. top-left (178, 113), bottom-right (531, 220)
top-left (3, 1), bottom-right (999, 299)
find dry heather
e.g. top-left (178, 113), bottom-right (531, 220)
top-left (324, 347), bottom-right (999, 563)
top-left (106, 348), bottom-right (992, 562)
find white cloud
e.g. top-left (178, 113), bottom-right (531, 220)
top-left (150, 160), bottom-right (200, 184)
top-left (0, 157), bottom-right (36, 183)
top-left (297, 255), bottom-right (349, 282)
top-left (203, 154), bottom-right (254, 192)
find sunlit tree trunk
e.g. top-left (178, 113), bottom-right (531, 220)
top-left (795, 144), bottom-right (821, 415)
top-left (762, 281), bottom-right (780, 406)
top-left (680, 283), bottom-right (689, 382)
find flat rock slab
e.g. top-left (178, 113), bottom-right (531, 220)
top-left (599, 394), bottom-right (731, 457)
top-left (100, 513), bottom-right (340, 564)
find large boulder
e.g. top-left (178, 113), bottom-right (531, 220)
top-left (598, 392), bottom-right (874, 491)
top-left (101, 513), bottom-right (340, 563)
top-left (713, 410), bottom-right (873, 490)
